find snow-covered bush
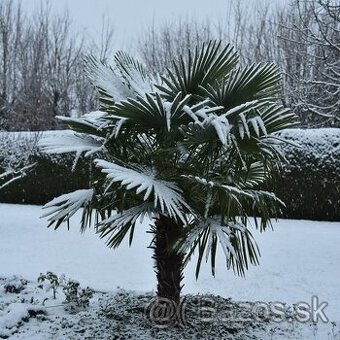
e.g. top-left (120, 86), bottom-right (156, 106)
top-left (4, 276), bottom-right (28, 294)
top-left (0, 131), bottom-right (90, 204)
top-left (63, 280), bottom-right (94, 312)
top-left (272, 128), bottom-right (340, 220)
top-left (0, 132), bottom-right (39, 190)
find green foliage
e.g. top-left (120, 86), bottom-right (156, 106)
top-left (269, 129), bottom-right (340, 221)
top-left (37, 272), bottom-right (94, 311)
top-left (0, 153), bottom-right (90, 205)
top-left (39, 41), bottom-right (298, 277)
top-left (38, 272), bottom-right (61, 299)
top-left (63, 280), bottom-right (94, 311)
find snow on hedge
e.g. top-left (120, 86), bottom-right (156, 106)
top-left (1, 127), bottom-right (339, 174)
top-left (2, 127), bottom-right (339, 159)
top-left (1, 126), bottom-right (339, 177)
top-left (276, 128), bottom-right (340, 165)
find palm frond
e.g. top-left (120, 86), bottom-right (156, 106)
top-left (97, 203), bottom-right (154, 248)
top-left (202, 63), bottom-right (281, 110)
top-left (114, 51), bottom-right (155, 96)
top-left (227, 227), bottom-right (260, 276)
top-left (245, 189), bottom-right (285, 231)
top-left (181, 100), bottom-right (268, 146)
top-left (239, 162), bottom-right (266, 188)
top-left (176, 218), bottom-right (260, 277)
top-left (84, 56), bottom-right (133, 105)
top-left (57, 111), bottom-right (108, 137)
top-left (112, 92), bottom-right (194, 132)
top-left (95, 159), bottom-right (190, 222)
top-left (113, 93), bottom-right (171, 130)
top-left (41, 189), bottom-right (94, 229)
top-left (260, 104), bottom-right (298, 134)
top-left (39, 131), bottom-right (104, 157)
top-left (183, 175), bottom-right (253, 199)
top-left (156, 41), bottom-right (238, 100)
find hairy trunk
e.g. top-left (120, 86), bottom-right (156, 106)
top-left (151, 215), bottom-right (184, 306)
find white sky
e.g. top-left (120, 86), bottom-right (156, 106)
top-left (21, 0), bottom-right (290, 50)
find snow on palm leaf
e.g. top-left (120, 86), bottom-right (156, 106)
top-left (95, 159), bottom-right (190, 223)
top-left (84, 56), bottom-right (134, 103)
top-left (42, 189), bottom-right (94, 229)
top-left (39, 131), bottom-right (104, 157)
top-left (40, 40), bottom-right (298, 304)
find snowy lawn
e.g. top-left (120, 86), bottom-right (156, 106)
top-left (1, 203), bottom-right (340, 339)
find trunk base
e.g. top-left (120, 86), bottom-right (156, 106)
top-left (151, 215), bottom-right (184, 306)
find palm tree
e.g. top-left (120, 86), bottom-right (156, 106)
top-left (40, 41), bottom-right (297, 309)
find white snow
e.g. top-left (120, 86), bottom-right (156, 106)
top-left (276, 128), bottom-right (340, 161)
top-left (1, 203), bottom-right (340, 339)
top-left (39, 132), bottom-right (104, 157)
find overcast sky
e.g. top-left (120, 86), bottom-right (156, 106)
top-left (21, 0), bottom-right (290, 49)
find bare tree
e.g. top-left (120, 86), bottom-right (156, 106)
top-left (279, 0), bottom-right (340, 126)
top-left (138, 18), bottom-right (215, 75)
top-left (0, 0), bottom-right (114, 131)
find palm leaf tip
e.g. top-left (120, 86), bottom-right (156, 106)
top-left (98, 203), bottom-right (153, 248)
top-left (41, 189), bottom-right (94, 228)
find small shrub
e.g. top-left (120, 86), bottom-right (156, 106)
top-left (38, 271), bottom-right (64, 299)
top-left (63, 280), bottom-right (94, 312)
top-left (4, 276), bottom-right (28, 293)
top-left (36, 272), bottom-right (94, 312)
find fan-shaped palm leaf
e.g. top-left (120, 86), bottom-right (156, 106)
top-left (98, 203), bottom-right (154, 248)
top-left (156, 41), bottom-right (238, 100)
top-left (42, 189), bottom-right (94, 229)
top-left (95, 159), bottom-right (190, 222)
top-left (39, 131), bottom-right (104, 157)
top-left (202, 63), bottom-right (281, 110)
top-left (114, 51), bottom-right (155, 96)
top-left (84, 56), bottom-right (134, 105)
top-left (176, 218), bottom-right (260, 277)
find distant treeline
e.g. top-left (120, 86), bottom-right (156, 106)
top-left (0, 0), bottom-right (339, 131)
top-left (0, 0), bottom-right (113, 131)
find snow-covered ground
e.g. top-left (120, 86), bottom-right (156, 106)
top-left (1, 203), bottom-right (340, 339)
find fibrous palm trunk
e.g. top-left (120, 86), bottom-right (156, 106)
top-left (151, 214), bottom-right (184, 306)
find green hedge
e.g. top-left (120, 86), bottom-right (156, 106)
top-left (1, 129), bottom-right (339, 221)
top-left (0, 154), bottom-right (90, 205)
top-left (269, 128), bottom-right (340, 221)
top-left (0, 131), bottom-right (90, 204)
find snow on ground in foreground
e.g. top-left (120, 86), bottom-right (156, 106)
top-left (1, 203), bottom-right (340, 339)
